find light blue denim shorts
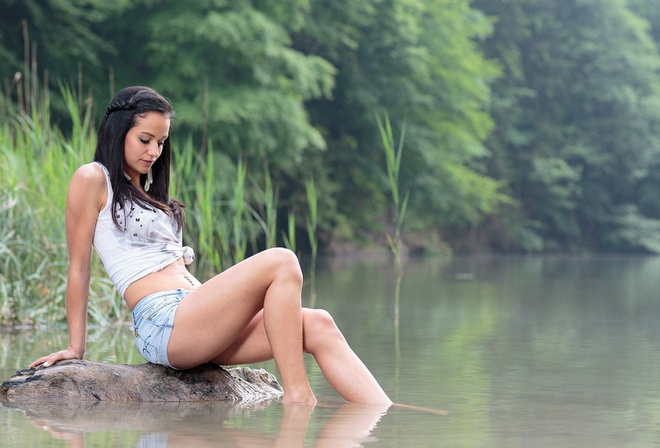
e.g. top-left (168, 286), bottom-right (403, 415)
top-left (131, 289), bottom-right (193, 369)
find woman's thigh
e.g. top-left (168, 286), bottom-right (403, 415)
top-left (166, 249), bottom-right (296, 368)
top-left (208, 307), bottom-right (333, 366)
top-left (209, 310), bottom-right (273, 365)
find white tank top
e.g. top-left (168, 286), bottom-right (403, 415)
top-left (92, 162), bottom-right (194, 297)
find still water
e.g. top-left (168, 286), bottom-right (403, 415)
top-left (2, 255), bottom-right (660, 447)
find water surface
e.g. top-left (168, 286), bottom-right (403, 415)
top-left (2, 255), bottom-right (660, 446)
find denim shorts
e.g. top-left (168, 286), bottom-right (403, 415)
top-left (131, 289), bottom-right (193, 369)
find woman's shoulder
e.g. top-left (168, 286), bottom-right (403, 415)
top-left (68, 163), bottom-right (108, 210)
top-left (71, 163), bottom-right (107, 186)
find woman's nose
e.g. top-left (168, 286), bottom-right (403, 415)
top-left (147, 143), bottom-right (161, 157)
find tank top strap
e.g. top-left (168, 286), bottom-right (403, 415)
top-left (92, 162), bottom-right (113, 212)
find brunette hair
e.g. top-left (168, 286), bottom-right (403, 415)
top-left (93, 86), bottom-right (185, 230)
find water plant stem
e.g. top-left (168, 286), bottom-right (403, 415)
top-left (376, 110), bottom-right (409, 376)
top-left (305, 177), bottom-right (319, 308)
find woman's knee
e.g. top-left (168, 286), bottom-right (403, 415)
top-left (265, 247), bottom-right (303, 285)
top-left (303, 309), bottom-right (345, 353)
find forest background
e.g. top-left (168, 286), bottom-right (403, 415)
top-left (4, 0), bottom-right (660, 303)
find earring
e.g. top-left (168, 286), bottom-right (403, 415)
top-left (144, 168), bottom-right (153, 192)
top-left (123, 171), bottom-right (131, 181)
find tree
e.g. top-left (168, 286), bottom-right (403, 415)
top-left (475, 0), bottom-right (660, 252)
top-left (296, 0), bottom-right (505, 250)
top-left (95, 0), bottom-right (335, 174)
top-left (0, 0), bottom-right (120, 100)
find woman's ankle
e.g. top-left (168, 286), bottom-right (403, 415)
top-left (282, 388), bottom-right (317, 406)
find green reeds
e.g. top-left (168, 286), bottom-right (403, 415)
top-left (1, 81), bottom-right (315, 326)
top-left (376, 111), bottom-right (409, 262)
top-left (282, 211), bottom-right (297, 253)
top-left (305, 177), bottom-right (319, 307)
top-left (250, 164), bottom-right (278, 250)
top-left (376, 110), bottom-right (409, 368)
top-left (231, 156), bottom-right (249, 264)
top-left (174, 140), bottom-right (226, 273)
top-left (173, 148), bottom-right (278, 275)
top-left (0, 85), bottom-right (118, 327)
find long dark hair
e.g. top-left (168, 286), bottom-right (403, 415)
top-left (93, 86), bottom-right (185, 230)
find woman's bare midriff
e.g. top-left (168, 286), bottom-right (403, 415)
top-left (123, 259), bottom-right (202, 310)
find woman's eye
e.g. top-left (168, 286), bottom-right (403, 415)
top-left (140, 138), bottom-right (149, 144)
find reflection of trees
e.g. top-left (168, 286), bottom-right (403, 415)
top-left (403, 255), bottom-right (660, 444)
top-left (8, 256), bottom-right (660, 445)
top-left (2, 400), bottom-right (388, 448)
top-left (0, 326), bottom-right (143, 378)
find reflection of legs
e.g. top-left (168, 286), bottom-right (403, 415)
top-left (275, 404), bottom-right (314, 448)
top-left (315, 403), bottom-right (390, 448)
top-left (275, 403), bottom-right (389, 448)
top-left (167, 248), bottom-right (315, 404)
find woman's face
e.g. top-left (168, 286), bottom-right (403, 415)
top-left (123, 111), bottom-right (170, 188)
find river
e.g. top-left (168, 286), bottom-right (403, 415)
top-left (2, 255), bottom-right (660, 447)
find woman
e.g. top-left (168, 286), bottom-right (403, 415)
top-left (30, 86), bottom-right (391, 406)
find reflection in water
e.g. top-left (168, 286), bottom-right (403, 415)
top-left (5, 255), bottom-right (660, 446)
top-left (3, 399), bottom-right (389, 448)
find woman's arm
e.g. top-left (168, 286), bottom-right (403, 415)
top-left (30, 164), bottom-right (106, 368)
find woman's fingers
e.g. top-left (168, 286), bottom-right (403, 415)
top-left (29, 356), bottom-right (48, 369)
top-left (29, 354), bottom-right (57, 368)
top-left (29, 349), bottom-right (79, 369)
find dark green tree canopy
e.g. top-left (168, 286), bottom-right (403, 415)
top-left (4, 0), bottom-right (660, 254)
top-left (476, 0), bottom-right (660, 252)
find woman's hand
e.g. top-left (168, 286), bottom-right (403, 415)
top-left (29, 346), bottom-right (83, 369)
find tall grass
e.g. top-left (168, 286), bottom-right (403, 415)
top-left (305, 177), bottom-right (319, 307)
top-left (1, 86), bottom-right (319, 326)
top-left (376, 111), bottom-right (409, 262)
top-left (231, 156), bottom-right (249, 264)
top-left (282, 211), bottom-right (298, 253)
top-left (173, 147), bottom-right (284, 275)
top-left (376, 110), bottom-right (409, 367)
top-left (0, 86), bottom-right (115, 327)
top-left (250, 164), bottom-right (278, 250)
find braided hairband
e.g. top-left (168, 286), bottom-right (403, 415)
top-left (105, 100), bottom-right (137, 116)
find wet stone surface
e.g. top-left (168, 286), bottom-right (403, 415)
top-left (0, 360), bottom-right (282, 404)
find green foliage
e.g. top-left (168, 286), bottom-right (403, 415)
top-left (305, 177), bottom-right (318, 258)
top-left (2, 0), bottom-right (510, 256)
top-left (376, 110), bottom-right (409, 257)
top-left (297, 0), bottom-right (505, 245)
top-left (6, 0), bottom-right (660, 258)
top-left (0, 0), bottom-right (118, 75)
top-left (250, 164), bottom-right (279, 249)
top-left (475, 0), bottom-right (660, 252)
top-left (602, 205), bottom-right (660, 253)
top-left (0, 86), bottom-right (323, 324)
top-left (282, 211), bottom-right (297, 253)
top-left (304, 177), bottom-right (319, 306)
top-left (97, 0), bottom-right (335, 171)
top-left (0, 87), bottom-right (115, 326)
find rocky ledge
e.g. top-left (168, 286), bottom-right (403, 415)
top-left (0, 360), bottom-right (282, 404)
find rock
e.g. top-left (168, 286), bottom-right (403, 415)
top-left (0, 360), bottom-right (282, 404)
